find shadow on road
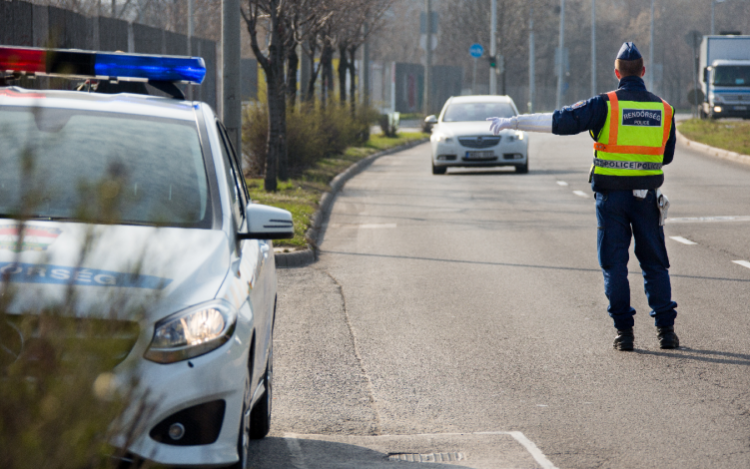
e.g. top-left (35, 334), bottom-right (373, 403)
top-left (247, 436), bottom-right (479, 469)
top-left (321, 250), bottom-right (750, 284)
top-left (635, 347), bottom-right (750, 366)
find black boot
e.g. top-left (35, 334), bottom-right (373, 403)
top-left (657, 327), bottom-right (679, 349)
top-left (613, 328), bottom-right (634, 351)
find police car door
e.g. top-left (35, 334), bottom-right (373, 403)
top-left (216, 122), bottom-right (272, 380)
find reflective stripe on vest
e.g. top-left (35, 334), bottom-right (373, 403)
top-left (593, 91), bottom-right (673, 177)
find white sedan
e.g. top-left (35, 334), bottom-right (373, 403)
top-left (428, 95), bottom-right (529, 174)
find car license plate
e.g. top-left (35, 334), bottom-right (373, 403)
top-left (734, 106), bottom-right (747, 111)
top-left (465, 151), bottom-right (495, 160)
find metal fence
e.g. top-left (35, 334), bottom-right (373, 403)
top-left (0, 0), bottom-right (218, 109)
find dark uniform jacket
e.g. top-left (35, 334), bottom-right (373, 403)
top-left (551, 76), bottom-right (677, 193)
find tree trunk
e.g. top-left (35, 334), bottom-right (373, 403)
top-left (338, 44), bottom-right (348, 105)
top-left (264, 21), bottom-right (288, 187)
top-left (304, 43), bottom-right (319, 103)
top-left (287, 46), bottom-right (299, 108)
top-left (320, 43), bottom-right (334, 107)
top-left (348, 45), bottom-right (358, 115)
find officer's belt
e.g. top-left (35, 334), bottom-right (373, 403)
top-left (592, 158), bottom-right (662, 171)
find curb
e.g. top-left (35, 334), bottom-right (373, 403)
top-left (676, 128), bottom-right (750, 166)
top-left (275, 137), bottom-right (430, 268)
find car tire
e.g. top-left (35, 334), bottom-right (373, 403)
top-left (432, 163), bottom-right (447, 175)
top-left (515, 160), bottom-right (529, 174)
top-left (249, 339), bottom-right (272, 439)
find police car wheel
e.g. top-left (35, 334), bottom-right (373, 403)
top-left (249, 338), bottom-right (273, 439)
top-left (432, 163), bottom-right (447, 175)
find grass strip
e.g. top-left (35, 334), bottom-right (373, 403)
top-left (246, 131), bottom-right (428, 250)
top-left (678, 119), bottom-right (750, 156)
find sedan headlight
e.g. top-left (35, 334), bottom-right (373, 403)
top-left (516, 131), bottom-right (525, 141)
top-left (433, 133), bottom-right (453, 143)
top-left (144, 300), bottom-right (237, 364)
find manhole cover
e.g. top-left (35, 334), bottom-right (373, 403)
top-left (388, 452), bottom-right (466, 463)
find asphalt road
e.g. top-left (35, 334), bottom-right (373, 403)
top-left (249, 132), bottom-right (750, 469)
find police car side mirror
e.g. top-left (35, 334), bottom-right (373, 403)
top-left (238, 203), bottom-right (294, 240)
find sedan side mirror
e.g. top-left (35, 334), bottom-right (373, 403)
top-left (425, 115), bottom-right (438, 124)
top-left (238, 203), bottom-right (294, 240)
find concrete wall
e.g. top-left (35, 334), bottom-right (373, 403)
top-left (0, 0), bottom-right (220, 110)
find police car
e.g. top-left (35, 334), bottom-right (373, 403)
top-left (428, 95), bottom-right (528, 174)
top-left (0, 46), bottom-right (291, 468)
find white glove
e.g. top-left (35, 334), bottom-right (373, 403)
top-left (487, 113), bottom-right (554, 135)
top-left (487, 117), bottom-right (514, 135)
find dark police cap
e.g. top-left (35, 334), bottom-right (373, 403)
top-left (616, 42), bottom-right (642, 61)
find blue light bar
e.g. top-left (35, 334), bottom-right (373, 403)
top-left (0, 46), bottom-right (206, 85)
top-left (95, 53), bottom-right (206, 84)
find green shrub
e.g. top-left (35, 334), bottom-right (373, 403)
top-left (242, 100), bottom-right (379, 179)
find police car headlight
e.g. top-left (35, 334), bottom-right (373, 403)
top-left (144, 301), bottom-right (237, 364)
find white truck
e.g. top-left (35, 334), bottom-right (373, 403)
top-left (700, 35), bottom-right (750, 119)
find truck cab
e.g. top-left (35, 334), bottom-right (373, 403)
top-left (699, 35), bottom-right (750, 120)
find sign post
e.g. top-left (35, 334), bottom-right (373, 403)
top-left (470, 43), bottom-right (484, 94)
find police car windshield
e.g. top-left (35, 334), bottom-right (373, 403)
top-left (443, 102), bottom-right (515, 122)
top-left (713, 66), bottom-right (750, 87)
top-left (0, 107), bottom-right (211, 228)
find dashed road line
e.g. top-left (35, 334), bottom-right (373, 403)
top-left (669, 236), bottom-right (697, 245)
top-left (732, 260), bottom-right (750, 270)
top-left (556, 180), bottom-right (569, 186)
top-left (573, 190), bottom-right (589, 198)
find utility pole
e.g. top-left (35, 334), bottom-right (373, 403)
top-left (556, 0), bottom-right (565, 109)
top-left (363, 23), bottom-right (370, 107)
top-left (490, 0), bottom-right (497, 95)
top-left (423, 0), bottom-right (432, 115)
top-left (648, 0), bottom-right (654, 91)
top-left (591, 0), bottom-right (596, 96)
top-left (222, 0), bottom-right (242, 165)
top-left (529, 8), bottom-right (535, 113)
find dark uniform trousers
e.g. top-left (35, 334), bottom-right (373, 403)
top-left (595, 189), bottom-right (678, 330)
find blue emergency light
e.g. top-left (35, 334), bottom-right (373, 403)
top-left (0, 46), bottom-right (206, 84)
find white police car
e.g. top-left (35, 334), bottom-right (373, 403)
top-left (0, 46), bottom-right (291, 468)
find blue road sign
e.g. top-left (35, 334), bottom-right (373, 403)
top-left (469, 43), bottom-right (484, 58)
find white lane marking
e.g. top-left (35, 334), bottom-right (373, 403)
top-left (573, 190), bottom-right (589, 198)
top-left (556, 181), bottom-right (569, 186)
top-left (283, 434), bottom-right (310, 469)
top-left (359, 223), bottom-right (397, 229)
top-left (669, 236), bottom-right (697, 245)
top-left (668, 216), bottom-right (750, 224)
top-left (732, 260), bottom-right (750, 270)
top-left (507, 431), bottom-right (560, 469)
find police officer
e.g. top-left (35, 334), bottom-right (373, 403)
top-left (487, 42), bottom-right (679, 351)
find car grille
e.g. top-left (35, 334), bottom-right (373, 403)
top-left (458, 136), bottom-right (501, 149)
top-left (1, 314), bottom-right (140, 371)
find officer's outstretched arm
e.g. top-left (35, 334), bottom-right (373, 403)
top-left (487, 113), bottom-right (553, 136)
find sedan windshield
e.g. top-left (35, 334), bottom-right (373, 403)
top-left (442, 102), bottom-right (515, 122)
top-left (713, 66), bottom-right (750, 87)
top-left (0, 106), bottom-right (210, 227)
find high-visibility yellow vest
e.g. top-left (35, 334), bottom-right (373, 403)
top-left (592, 91), bottom-right (673, 177)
